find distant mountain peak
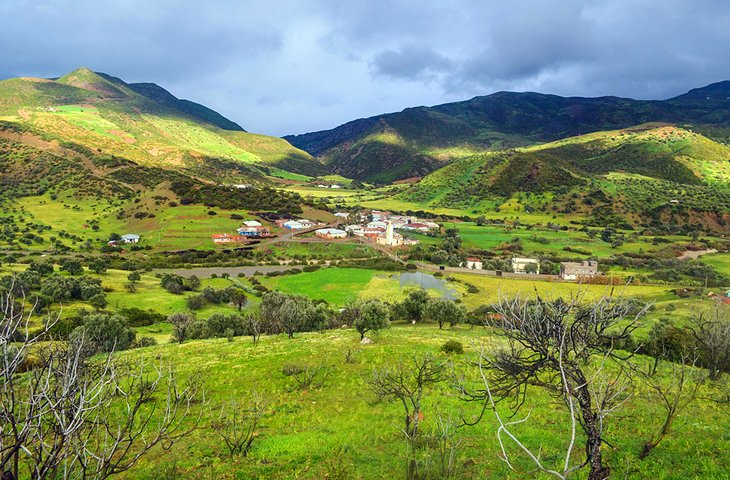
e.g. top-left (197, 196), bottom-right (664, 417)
top-left (56, 67), bottom-right (130, 98)
top-left (671, 80), bottom-right (730, 101)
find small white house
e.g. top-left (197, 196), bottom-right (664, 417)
top-left (121, 234), bottom-right (140, 244)
top-left (334, 212), bottom-right (350, 219)
top-left (315, 228), bottom-right (347, 239)
top-left (241, 220), bottom-right (262, 227)
top-left (512, 257), bottom-right (540, 274)
top-left (367, 221), bottom-right (388, 229)
top-left (283, 220), bottom-right (305, 230)
top-left (461, 257), bottom-right (483, 270)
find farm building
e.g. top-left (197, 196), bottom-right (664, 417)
top-left (211, 234), bottom-right (246, 244)
top-left (283, 220), bottom-right (305, 230)
top-left (121, 234), bottom-right (140, 244)
top-left (334, 212), bottom-right (350, 219)
top-left (560, 261), bottom-right (599, 280)
top-left (512, 257), bottom-right (540, 274)
top-left (236, 225), bottom-right (271, 237)
top-left (315, 228), bottom-right (348, 239)
top-left (461, 257), bottom-right (483, 270)
top-left (241, 220), bottom-right (262, 227)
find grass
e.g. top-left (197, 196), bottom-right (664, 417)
top-left (260, 268), bottom-right (380, 305)
top-left (112, 323), bottom-right (730, 480)
top-left (701, 253), bottom-right (730, 278)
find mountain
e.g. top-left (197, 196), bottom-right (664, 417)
top-left (398, 124), bottom-right (730, 232)
top-left (285, 81), bottom-right (730, 182)
top-left (0, 67), bottom-right (326, 181)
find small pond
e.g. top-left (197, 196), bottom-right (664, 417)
top-left (395, 272), bottom-right (458, 300)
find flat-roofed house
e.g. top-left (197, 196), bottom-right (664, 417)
top-left (560, 261), bottom-right (599, 280)
top-left (315, 228), bottom-right (347, 239)
top-left (512, 257), bottom-right (540, 274)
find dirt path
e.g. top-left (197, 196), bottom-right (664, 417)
top-left (677, 248), bottom-right (717, 260)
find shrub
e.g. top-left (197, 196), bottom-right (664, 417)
top-left (440, 340), bottom-right (464, 354)
top-left (135, 336), bottom-right (158, 348)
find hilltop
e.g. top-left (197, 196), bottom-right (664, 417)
top-left (0, 67), bottom-right (326, 181)
top-left (285, 81), bottom-right (730, 182)
top-left (398, 124), bottom-right (730, 231)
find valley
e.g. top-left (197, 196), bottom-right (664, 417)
top-left (1, 68), bottom-right (729, 480)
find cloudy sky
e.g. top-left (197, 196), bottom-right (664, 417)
top-left (1, 0), bottom-right (729, 136)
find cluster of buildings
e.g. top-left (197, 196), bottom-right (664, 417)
top-left (339, 210), bottom-right (439, 247)
top-left (460, 256), bottom-right (601, 281)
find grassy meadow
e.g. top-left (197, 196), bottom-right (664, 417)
top-left (111, 324), bottom-right (730, 480)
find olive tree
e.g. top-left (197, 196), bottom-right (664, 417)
top-left (353, 299), bottom-right (390, 340)
top-left (424, 298), bottom-right (465, 329)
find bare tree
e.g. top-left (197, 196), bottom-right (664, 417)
top-left (636, 354), bottom-right (702, 459)
top-left (369, 354), bottom-right (447, 480)
top-left (168, 312), bottom-right (195, 344)
top-left (1, 286), bottom-right (201, 480)
top-left (689, 305), bottom-right (730, 380)
top-left (457, 292), bottom-right (647, 480)
top-left (211, 393), bottom-right (267, 457)
top-left (370, 354), bottom-right (448, 440)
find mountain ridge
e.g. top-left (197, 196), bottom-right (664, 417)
top-left (284, 81), bottom-right (730, 182)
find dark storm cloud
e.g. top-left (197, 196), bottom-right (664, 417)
top-left (1, 0), bottom-right (730, 135)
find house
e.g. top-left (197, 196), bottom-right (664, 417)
top-left (334, 212), bottom-right (350, 219)
top-left (241, 220), bottom-right (262, 227)
top-left (367, 221), bottom-right (388, 229)
top-left (370, 211), bottom-right (391, 221)
top-left (294, 219), bottom-right (316, 229)
top-left (462, 257), bottom-right (483, 270)
top-left (330, 184), bottom-right (342, 189)
top-left (401, 222), bottom-right (431, 233)
top-left (282, 220), bottom-right (305, 230)
top-left (232, 184), bottom-right (252, 189)
top-left (560, 261), bottom-right (599, 280)
top-left (512, 257), bottom-right (540, 274)
top-left (237, 225), bottom-right (271, 237)
top-left (121, 234), bottom-right (140, 244)
top-left (212, 234), bottom-right (246, 244)
top-left (315, 228), bottom-right (348, 239)
top-left (345, 225), bottom-right (365, 236)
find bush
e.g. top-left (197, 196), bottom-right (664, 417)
top-left (440, 340), bottom-right (464, 354)
top-left (135, 336), bottom-right (158, 348)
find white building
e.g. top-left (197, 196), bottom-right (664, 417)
top-left (560, 261), bottom-right (599, 280)
top-left (283, 220), bottom-right (305, 230)
top-left (334, 212), bottom-right (350, 219)
top-left (376, 222), bottom-right (404, 246)
top-left (367, 221), bottom-right (388, 229)
top-left (461, 257), bottom-right (483, 270)
top-left (121, 234), bottom-right (140, 244)
top-left (315, 228), bottom-right (347, 239)
top-left (512, 257), bottom-right (540, 274)
top-left (241, 220), bottom-right (262, 227)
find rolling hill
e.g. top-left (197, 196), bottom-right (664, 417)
top-left (285, 82), bottom-right (730, 182)
top-left (398, 124), bottom-right (730, 232)
top-left (0, 67), bottom-right (326, 181)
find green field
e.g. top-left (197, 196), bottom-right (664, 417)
top-left (111, 324), bottom-right (730, 480)
top-left (701, 252), bottom-right (730, 277)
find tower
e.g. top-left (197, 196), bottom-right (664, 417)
top-left (385, 221), bottom-right (394, 245)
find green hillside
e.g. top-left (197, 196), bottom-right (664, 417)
top-left (0, 67), bottom-right (325, 179)
top-left (285, 82), bottom-right (730, 182)
top-left (399, 124), bottom-right (730, 231)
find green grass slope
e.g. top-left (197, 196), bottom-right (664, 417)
top-left (399, 125), bottom-right (730, 231)
top-left (0, 67), bottom-right (325, 178)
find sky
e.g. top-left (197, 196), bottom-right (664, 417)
top-left (1, 0), bottom-right (730, 136)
